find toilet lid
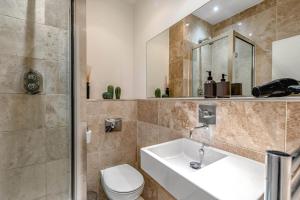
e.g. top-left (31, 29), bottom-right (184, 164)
top-left (102, 164), bottom-right (144, 193)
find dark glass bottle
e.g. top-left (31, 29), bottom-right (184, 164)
top-left (204, 71), bottom-right (216, 98)
top-left (252, 78), bottom-right (299, 97)
top-left (217, 74), bottom-right (230, 98)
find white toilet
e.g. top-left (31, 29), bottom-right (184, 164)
top-left (101, 164), bottom-right (144, 200)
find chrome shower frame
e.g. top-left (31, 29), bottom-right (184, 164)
top-left (192, 30), bottom-right (256, 89)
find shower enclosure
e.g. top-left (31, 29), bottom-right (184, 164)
top-left (192, 30), bottom-right (255, 97)
top-left (0, 1), bottom-right (73, 200)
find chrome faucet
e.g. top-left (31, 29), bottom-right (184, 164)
top-left (189, 124), bottom-right (209, 139)
top-left (189, 105), bottom-right (216, 170)
top-left (190, 143), bottom-right (206, 170)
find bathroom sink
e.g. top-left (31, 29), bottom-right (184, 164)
top-left (145, 138), bottom-right (227, 173)
top-left (141, 138), bottom-right (265, 200)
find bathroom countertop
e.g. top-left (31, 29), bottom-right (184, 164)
top-left (88, 96), bottom-right (300, 102)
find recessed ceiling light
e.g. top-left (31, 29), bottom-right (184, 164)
top-left (185, 23), bottom-right (190, 27)
top-left (249, 33), bottom-right (253, 37)
top-left (213, 6), bottom-right (219, 12)
top-left (238, 22), bottom-right (242, 26)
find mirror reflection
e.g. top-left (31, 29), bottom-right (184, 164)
top-left (147, 0), bottom-right (300, 98)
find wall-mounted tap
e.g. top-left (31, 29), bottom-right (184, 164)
top-left (199, 105), bottom-right (216, 125)
top-left (189, 105), bottom-right (216, 139)
top-left (188, 105), bottom-right (217, 170)
top-left (189, 124), bottom-right (208, 139)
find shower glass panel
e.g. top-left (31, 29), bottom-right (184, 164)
top-left (0, 1), bottom-right (73, 200)
top-left (233, 37), bottom-right (254, 96)
top-left (192, 31), bottom-right (255, 97)
top-left (192, 37), bottom-right (229, 97)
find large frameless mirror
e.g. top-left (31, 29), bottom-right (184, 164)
top-left (147, 0), bottom-right (300, 98)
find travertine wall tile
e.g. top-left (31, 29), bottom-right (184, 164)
top-left (137, 121), bottom-right (159, 149)
top-left (158, 126), bottom-right (189, 144)
top-left (46, 159), bottom-right (70, 196)
top-left (0, 164), bottom-right (46, 200)
top-left (213, 139), bottom-right (265, 163)
top-left (86, 152), bottom-right (100, 193)
top-left (46, 127), bottom-right (69, 161)
top-left (86, 100), bottom-right (137, 197)
top-left (45, 95), bottom-right (67, 128)
top-left (157, 185), bottom-right (176, 200)
top-left (286, 102), bottom-right (300, 153)
top-left (169, 15), bottom-right (212, 97)
top-left (0, 1), bottom-right (72, 199)
top-left (0, 0), bottom-right (45, 23)
top-left (0, 94), bottom-right (45, 132)
top-left (137, 100), bottom-right (158, 124)
top-left (0, 129), bottom-right (46, 170)
top-left (158, 100), bottom-right (198, 131)
top-left (140, 170), bottom-right (158, 200)
top-left (0, 15), bottom-right (66, 61)
top-left (215, 101), bottom-right (286, 153)
top-left (276, 0), bottom-right (300, 40)
top-left (45, 0), bottom-right (69, 29)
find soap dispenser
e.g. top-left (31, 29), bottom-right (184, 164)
top-left (217, 74), bottom-right (230, 98)
top-left (204, 71), bottom-right (216, 98)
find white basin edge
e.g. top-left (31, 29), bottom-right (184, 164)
top-left (141, 138), bottom-right (265, 200)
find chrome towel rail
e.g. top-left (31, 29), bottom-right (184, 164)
top-left (265, 148), bottom-right (300, 200)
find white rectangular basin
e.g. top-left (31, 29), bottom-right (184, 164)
top-left (141, 138), bottom-right (265, 200)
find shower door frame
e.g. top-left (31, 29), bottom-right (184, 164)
top-left (70, 0), bottom-right (76, 200)
top-left (72, 0), bottom-right (88, 199)
top-left (192, 30), bottom-right (256, 93)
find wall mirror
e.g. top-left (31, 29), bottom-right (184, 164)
top-left (146, 0), bottom-right (300, 98)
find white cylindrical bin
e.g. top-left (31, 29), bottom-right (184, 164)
top-left (86, 129), bottom-right (92, 144)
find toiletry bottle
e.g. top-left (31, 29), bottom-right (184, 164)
top-left (204, 71), bottom-right (216, 98)
top-left (217, 74), bottom-right (230, 98)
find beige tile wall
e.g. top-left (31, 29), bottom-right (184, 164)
top-left (86, 100), bottom-right (137, 199)
top-left (87, 98), bottom-right (300, 200)
top-left (0, 1), bottom-right (71, 200)
top-left (136, 99), bottom-right (300, 199)
top-left (169, 15), bottom-right (212, 97)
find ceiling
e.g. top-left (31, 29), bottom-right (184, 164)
top-left (192, 0), bottom-right (263, 25)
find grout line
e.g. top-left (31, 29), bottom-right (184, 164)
top-left (0, 13), bottom-right (68, 30)
top-left (284, 101), bottom-right (288, 152)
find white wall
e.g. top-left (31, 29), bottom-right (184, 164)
top-left (86, 0), bottom-right (134, 99)
top-left (272, 34), bottom-right (300, 81)
top-left (146, 29), bottom-right (169, 97)
top-left (133, 0), bottom-right (210, 98)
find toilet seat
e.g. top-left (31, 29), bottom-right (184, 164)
top-left (101, 164), bottom-right (144, 193)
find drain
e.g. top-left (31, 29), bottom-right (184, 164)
top-left (190, 161), bottom-right (201, 169)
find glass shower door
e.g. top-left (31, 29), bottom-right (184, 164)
top-left (233, 37), bottom-right (254, 96)
top-left (192, 37), bottom-right (229, 96)
top-left (0, 1), bottom-right (73, 200)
